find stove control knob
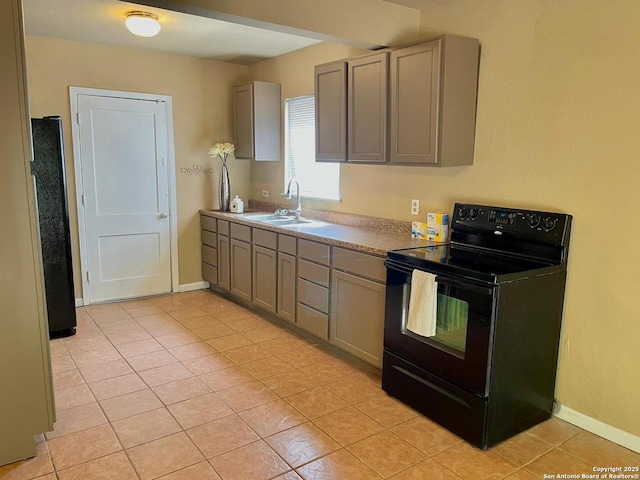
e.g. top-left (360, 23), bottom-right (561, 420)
top-left (469, 208), bottom-right (479, 220)
top-left (542, 217), bottom-right (556, 231)
top-left (528, 213), bottom-right (541, 228)
top-left (458, 207), bottom-right (469, 219)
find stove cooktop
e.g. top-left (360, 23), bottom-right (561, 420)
top-left (387, 203), bottom-right (572, 284)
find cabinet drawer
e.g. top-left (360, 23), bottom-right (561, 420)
top-left (200, 215), bottom-right (217, 232)
top-left (253, 228), bottom-right (277, 249)
top-left (332, 247), bottom-right (386, 283)
top-left (201, 230), bottom-right (217, 248)
top-left (202, 262), bottom-right (218, 285)
top-left (201, 245), bottom-right (218, 267)
top-left (218, 220), bottom-right (230, 236)
top-left (298, 278), bottom-right (329, 314)
top-left (298, 259), bottom-right (329, 288)
top-left (231, 222), bottom-right (251, 242)
top-left (297, 303), bottom-right (329, 340)
top-left (299, 239), bottom-right (330, 266)
top-left (278, 234), bottom-right (297, 255)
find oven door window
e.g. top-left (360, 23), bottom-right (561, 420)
top-left (435, 294), bottom-right (469, 352)
top-left (401, 284), bottom-right (471, 357)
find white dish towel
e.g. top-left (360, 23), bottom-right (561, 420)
top-left (406, 269), bottom-right (438, 337)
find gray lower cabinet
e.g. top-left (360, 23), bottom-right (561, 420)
top-left (297, 239), bottom-right (330, 340)
top-left (331, 270), bottom-right (386, 368)
top-left (200, 215), bottom-right (218, 286)
top-left (217, 234), bottom-right (231, 291)
top-left (330, 247), bottom-right (386, 368)
top-left (200, 218), bottom-right (387, 368)
top-left (277, 252), bottom-right (296, 323)
top-left (230, 238), bottom-right (251, 301)
top-left (253, 245), bottom-right (277, 313)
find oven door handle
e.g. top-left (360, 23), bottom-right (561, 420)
top-left (434, 276), bottom-right (493, 296)
top-left (384, 259), bottom-right (418, 275)
top-left (385, 260), bottom-right (493, 296)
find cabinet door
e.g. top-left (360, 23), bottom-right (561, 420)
top-left (230, 239), bottom-right (252, 301)
top-left (217, 235), bottom-right (231, 291)
top-left (233, 84), bottom-right (254, 159)
top-left (331, 270), bottom-right (386, 368)
top-left (315, 61), bottom-right (347, 162)
top-left (277, 252), bottom-right (296, 323)
top-left (253, 82), bottom-right (281, 161)
top-left (390, 39), bottom-right (441, 165)
top-left (252, 245), bottom-right (277, 313)
top-left (348, 52), bottom-right (389, 163)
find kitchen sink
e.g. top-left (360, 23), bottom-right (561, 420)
top-left (243, 214), bottom-right (287, 222)
top-left (260, 218), bottom-right (313, 226)
top-left (241, 213), bottom-right (315, 226)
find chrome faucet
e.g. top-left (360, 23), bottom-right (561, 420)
top-left (282, 179), bottom-right (302, 219)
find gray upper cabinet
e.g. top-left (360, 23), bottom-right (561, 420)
top-left (348, 52), bottom-right (389, 163)
top-left (233, 81), bottom-right (281, 161)
top-left (314, 35), bottom-right (479, 167)
top-left (390, 35), bottom-right (479, 166)
top-left (315, 61), bottom-right (347, 162)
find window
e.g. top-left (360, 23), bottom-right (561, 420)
top-left (285, 95), bottom-right (340, 201)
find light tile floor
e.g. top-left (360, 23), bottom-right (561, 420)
top-left (1, 290), bottom-right (638, 479)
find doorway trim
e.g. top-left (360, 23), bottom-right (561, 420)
top-left (69, 86), bottom-right (179, 306)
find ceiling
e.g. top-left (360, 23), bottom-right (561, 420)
top-left (22, 0), bottom-right (322, 65)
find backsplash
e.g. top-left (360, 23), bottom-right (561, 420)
top-left (248, 199), bottom-right (412, 236)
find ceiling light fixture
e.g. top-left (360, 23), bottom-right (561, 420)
top-left (125, 11), bottom-right (161, 37)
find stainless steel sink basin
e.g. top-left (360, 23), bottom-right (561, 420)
top-left (243, 214), bottom-right (286, 222)
top-left (241, 213), bottom-right (314, 226)
top-left (261, 218), bottom-right (313, 226)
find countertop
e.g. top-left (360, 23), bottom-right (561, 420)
top-left (199, 209), bottom-right (435, 256)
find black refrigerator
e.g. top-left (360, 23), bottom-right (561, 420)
top-left (31, 116), bottom-right (77, 337)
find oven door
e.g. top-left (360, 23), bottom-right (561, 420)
top-left (383, 259), bottom-right (495, 397)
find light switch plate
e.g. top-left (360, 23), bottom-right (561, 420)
top-left (262, 190), bottom-right (269, 198)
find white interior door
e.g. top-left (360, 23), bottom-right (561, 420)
top-left (77, 94), bottom-right (171, 302)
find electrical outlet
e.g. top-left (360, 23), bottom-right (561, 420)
top-left (411, 199), bottom-right (420, 216)
top-left (262, 190), bottom-right (269, 198)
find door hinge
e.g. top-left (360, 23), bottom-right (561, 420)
top-left (76, 112), bottom-right (80, 124)
top-left (81, 193), bottom-right (85, 206)
top-left (86, 271), bottom-right (90, 283)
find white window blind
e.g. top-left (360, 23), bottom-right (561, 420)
top-left (285, 96), bottom-right (340, 201)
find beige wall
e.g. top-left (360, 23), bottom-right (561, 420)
top-left (25, 36), bottom-right (250, 297)
top-left (248, 4), bottom-right (640, 435)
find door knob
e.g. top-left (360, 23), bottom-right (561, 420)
top-left (159, 212), bottom-right (169, 218)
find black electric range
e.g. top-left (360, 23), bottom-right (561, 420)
top-left (382, 203), bottom-right (572, 449)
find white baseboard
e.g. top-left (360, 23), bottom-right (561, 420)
top-left (178, 281), bottom-right (210, 293)
top-left (555, 405), bottom-right (640, 453)
top-left (74, 283), bottom-right (210, 307)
